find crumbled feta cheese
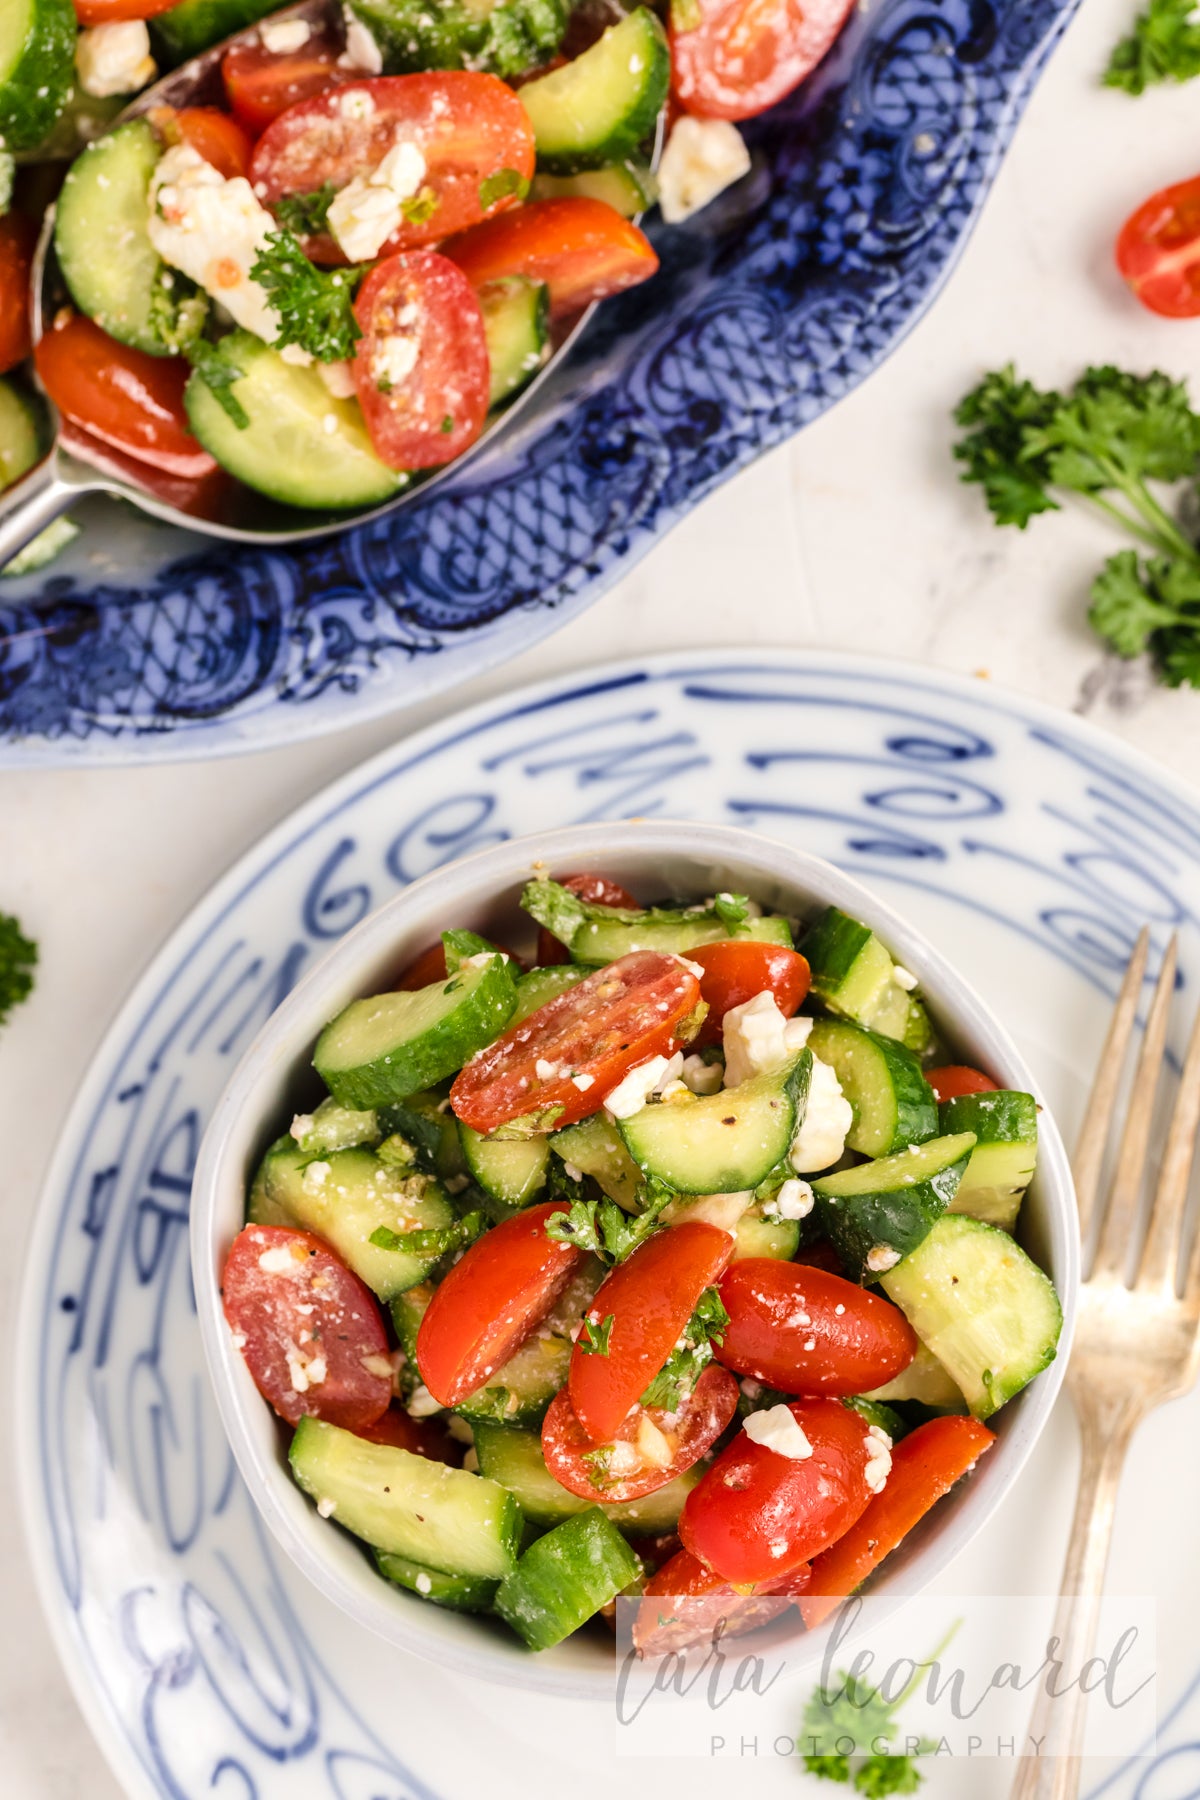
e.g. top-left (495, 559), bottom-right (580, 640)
top-left (783, 1015), bottom-right (813, 1051)
top-left (327, 137), bottom-right (426, 261)
top-left (414, 1571), bottom-right (433, 1594)
top-left (740, 1377), bottom-right (762, 1400)
top-left (681, 1052), bottom-right (723, 1095)
top-left (535, 1057), bottom-right (565, 1081)
top-left (342, 5), bottom-right (384, 71)
top-left (286, 1345), bottom-right (325, 1392)
top-left (258, 1244), bottom-right (300, 1274)
top-left (743, 1404), bottom-right (813, 1460)
top-left (636, 1414), bottom-right (675, 1469)
top-left (290, 1113), bottom-right (315, 1142)
top-left (892, 964), bottom-right (919, 992)
top-left (722, 990), bottom-right (789, 1086)
top-left (604, 1054), bottom-right (671, 1119)
top-left (302, 1159), bottom-right (331, 1190)
top-left (148, 144), bottom-right (281, 343)
top-left (864, 1424), bottom-right (893, 1492)
top-left (657, 117), bottom-right (751, 224)
top-left (229, 1329), bottom-right (247, 1352)
top-left (789, 1055), bottom-right (853, 1172)
top-left (405, 1382), bottom-right (442, 1418)
top-left (766, 1177), bottom-right (815, 1221)
top-left (361, 1352), bottom-right (395, 1379)
top-left (338, 86), bottom-right (376, 119)
top-left (316, 1495), bottom-right (337, 1518)
top-left (562, 1161), bottom-right (583, 1182)
top-left (260, 17), bottom-right (312, 52)
top-left (75, 22), bottom-right (156, 97)
top-left (607, 1440), bottom-right (641, 1475)
top-left (318, 359), bottom-right (358, 399)
top-left (672, 954), bottom-right (707, 978)
top-left (866, 1244), bottom-right (902, 1273)
top-left (572, 1072), bottom-right (595, 1091)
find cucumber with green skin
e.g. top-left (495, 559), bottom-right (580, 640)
top-left (812, 1131), bottom-right (976, 1283)
top-left (523, 878), bottom-right (793, 964)
top-left (619, 1050), bottom-right (810, 1195)
top-left (0, 378), bottom-right (43, 490)
top-left (518, 8), bottom-right (668, 174)
top-left (732, 1201), bottom-right (801, 1262)
top-left (290, 1418), bottom-right (523, 1578)
top-left (844, 1395), bottom-right (909, 1442)
top-left (864, 1340), bottom-right (966, 1413)
top-left (940, 1090), bottom-right (1038, 1230)
top-left (374, 1549), bottom-right (498, 1612)
top-left (150, 0), bottom-right (280, 65)
top-left (880, 1214), bottom-right (1062, 1420)
top-left (530, 161), bottom-right (655, 218)
top-left (458, 1119), bottom-right (549, 1210)
top-left (380, 1087), bottom-right (466, 1179)
top-left (807, 1018), bottom-right (938, 1157)
top-left (314, 951), bottom-right (517, 1109)
top-left (480, 276), bottom-right (549, 407)
top-left (495, 1507), bottom-right (640, 1650)
top-left (510, 963), bottom-right (588, 1025)
top-left (2, 514), bottom-right (79, 576)
top-left (290, 1097), bottom-right (380, 1156)
top-left (803, 906), bottom-right (921, 1043)
top-left (0, 0), bottom-right (76, 154)
top-left (346, 0), bottom-right (569, 79)
top-left (472, 1422), bottom-right (701, 1530)
top-left (550, 1112), bottom-right (643, 1209)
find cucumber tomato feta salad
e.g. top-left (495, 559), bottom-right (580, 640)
top-left (221, 872), bottom-right (1062, 1653)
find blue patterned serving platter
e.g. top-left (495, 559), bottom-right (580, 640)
top-left (16, 650), bottom-right (1200, 1798)
top-left (0, 0), bottom-right (1079, 764)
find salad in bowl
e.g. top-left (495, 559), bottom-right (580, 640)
top-left (196, 824), bottom-right (1070, 1671)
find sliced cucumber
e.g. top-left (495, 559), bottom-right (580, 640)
top-left (347, 0), bottom-right (569, 80)
top-left (290, 1097), bottom-right (380, 1156)
top-left (2, 514), bottom-right (79, 576)
top-left (524, 880), bottom-right (793, 964)
top-left (530, 161), bottom-right (655, 218)
top-left (510, 963), bottom-right (589, 1025)
top-left (380, 1087), bottom-right (467, 1180)
top-left (391, 1281), bottom-right (432, 1364)
top-left (518, 7), bottom-right (668, 174)
top-left (551, 1112), bottom-right (643, 1209)
top-left (0, 378), bottom-right (44, 490)
top-left (249, 1142), bottom-right (455, 1300)
top-left (619, 1051), bottom-right (810, 1195)
top-left (804, 907), bottom-right (921, 1043)
top-left (807, 1019), bottom-right (937, 1157)
top-left (881, 1215), bottom-right (1062, 1420)
top-left (0, 0), bottom-right (76, 153)
top-left (374, 1549), bottom-right (498, 1612)
top-left (940, 1091), bottom-right (1038, 1230)
top-left (480, 276), bottom-right (550, 407)
top-left (864, 1341), bottom-right (966, 1413)
top-left (290, 1418), bottom-right (522, 1578)
top-left (441, 927), bottom-right (506, 971)
top-left (495, 1507), bottom-right (640, 1649)
top-left (812, 1131), bottom-right (975, 1283)
top-left (459, 1120), bottom-right (548, 1210)
top-left (314, 952), bottom-right (516, 1109)
top-left (56, 122), bottom-right (178, 356)
top-left (150, 0), bottom-right (280, 65)
top-left (473, 1422), bottom-right (699, 1530)
top-left (454, 1329), bottom-right (571, 1427)
top-left (733, 1201), bottom-right (801, 1262)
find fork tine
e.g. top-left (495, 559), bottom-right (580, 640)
top-left (1139, 989), bottom-right (1200, 1294)
top-left (1091, 934), bottom-right (1178, 1282)
top-left (1072, 927), bottom-right (1150, 1240)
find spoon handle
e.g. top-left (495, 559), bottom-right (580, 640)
top-left (0, 453), bottom-right (88, 571)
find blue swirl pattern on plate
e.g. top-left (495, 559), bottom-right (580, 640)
top-left (0, 0), bottom-right (1077, 762)
top-left (17, 653), bottom-right (1200, 1796)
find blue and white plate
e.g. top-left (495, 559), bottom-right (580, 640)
top-left (0, 0), bottom-right (1078, 765)
top-left (16, 651), bottom-right (1200, 1797)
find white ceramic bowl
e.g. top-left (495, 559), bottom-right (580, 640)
top-left (191, 820), bottom-right (1079, 1695)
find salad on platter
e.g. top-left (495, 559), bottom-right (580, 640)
top-left (221, 869), bottom-right (1063, 1654)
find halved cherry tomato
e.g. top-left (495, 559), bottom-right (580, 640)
top-left (354, 1403), bottom-right (462, 1464)
top-left (352, 250), bottom-right (490, 470)
top-left (543, 1362), bottom-right (738, 1501)
top-left (633, 1547), bottom-right (811, 1656)
top-left (925, 1065), bottom-right (997, 1104)
top-left (671, 0), bottom-right (856, 121)
top-left (1116, 174), bottom-right (1200, 319)
top-left (150, 105), bottom-right (255, 182)
top-left (445, 198), bottom-right (658, 319)
top-left (222, 1224), bottom-right (393, 1430)
top-left (450, 950), bottom-right (701, 1133)
top-left (223, 27), bottom-right (347, 136)
top-left (0, 213), bottom-right (36, 374)
top-left (715, 1260), bottom-right (916, 1395)
top-left (800, 1417), bottom-right (996, 1628)
top-left (415, 1202), bottom-right (583, 1406)
top-left (537, 871), bottom-right (640, 966)
top-left (58, 417), bottom-right (231, 516)
top-left (250, 74), bottom-right (535, 262)
top-left (679, 1396), bottom-right (875, 1584)
top-left (73, 0), bottom-right (179, 22)
top-left (34, 313), bottom-right (217, 479)
top-left (569, 1221), bottom-right (735, 1442)
top-left (690, 940), bottom-right (810, 1047)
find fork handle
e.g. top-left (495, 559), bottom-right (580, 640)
top-left (1009, 1400), bottom-right (1139, 1800)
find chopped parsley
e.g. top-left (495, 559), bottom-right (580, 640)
top-left (147, 269), bottom-right (208, 355)
top-left (369, 1209), bottom-right (486, 1259)
top-left (800, 1632), bottom-right (954, 1797)
top-left (639, 1286), bottom-right (728, 1409)
top-left (185, 340), bottom-right (249, 430)
top-left (479, 166), bottom-right (528, 210)
top-left (577, 1313), bottom-right (615, 1355)
top-left (1105, 0), bottom-right (1200, 92)
top-left (544, 1179), bottom-right (675, 1264)
top-left (250, 230), bottom-right (367, 363)
top-left (273, 182), bottom-right (339, 237)
top-left (402, 187), bottom-right (440, 225)
top-left (440, 414), bottom-right (455, 433)
top-left (0, 912), bottom-right (37, 1030)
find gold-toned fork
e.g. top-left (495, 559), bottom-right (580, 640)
top-left (1012, 926), bottom-right (1200, 1799)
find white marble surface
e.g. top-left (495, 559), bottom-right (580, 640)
top-left (4, 0), bottom-right (1199, 1792)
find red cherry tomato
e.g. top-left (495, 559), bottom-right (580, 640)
top-left (1116, 174), bottom-right (1200, 319)
top-left (151, 106), bottom-right (255, 182)
top-left (537, 872), bottom-right (640, 967)
top-left (354, 1403), bottom-right (462, 1463)
top-left (633, 1547), bottom-right (811, 1656)
top-left (679, 1396), bottom-right (875, 1584)
top-left (690, 940), bottom-right (810, 1047)
top-left (222, 1224), bottom-right (393, 1430)
top-left (415, 1202), bottom-right (584, 1406)
top-left (670, 0), bottom-right (856, 121)
top-left (445, 198), bottom-right (658, 319)
top-left (568, 1221), bottom-right (735, 1442)
top-left (34, 313), bottom-right (217, 479)
top-left (450, 950), bottom-right (701, 1133)
top-left (542, 1362), bottom-right (738, 1501)
top-left (250, 74), bottom-right (535, 261)
top-left (352, 250), bottom-right (489, 470)
top-left (57, 416), bottom-right (231, 515)
top-left (73, 0), bottom-right (178, 21)
top-left (925, 1065), bottom-right (998, 1104)
top-left (801, 1416), bottom-right (996, 1627)
top-left (0, 213), bottom-right (35, 374)
top-left (715, 1260), bottom-right (917, 1396)
top-left (395, 941), bottom-right (450, 990)
top-left (223, 27), bottom-right (347, 136)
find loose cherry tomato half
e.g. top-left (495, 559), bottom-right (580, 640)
top-left (690, 940), bottom-right (810, 1047)
top-left (801, 1416), bottom-right (995, 1627)
top-left (222, 1224), bottom-right (393, 1430)
top-left (925, 1065), bottom-right (997, 1104)
top-left (150, 105), bottom-right (255, 181)
top-left (34, 312), bottom-right (217, 479)
top-left (715, 1260), bottom-right (917, 1396)
top-left (0, 213), bottom-right (36, 374)
top-left (671, 0), bottom-right (856, 121)
top-left (1116, 174), bottom-right (1200, 320)
top-left (74, 0), bottom-right (179, 22)
top-left (450, 950), bottom-right (701, 1133)
top-left (445, 197), bottom-right (658, 319)
top-left (542, 1362), bottom-right (738, 1501)
top-left (537, 871), bottom-right (640, 966)
top-left (679, 1396), bottom-right (875, 1585)
top-left (633, 1546), bottom-right (811, 1657)
top-left (415, 1201), bottom-right (583, 1406)
top-left (250, 73), bottom-right (535, 261)
top-left (569, 1220), bottom-right (735, 1442)
top-left (223, 26), bottom-right (348, 136)
top-left (352, 250), bottom-right (490, 470)
top-left (354, 1403), bottom-right (462, 1464)
top-left (58, 416), bottom-right (232, 515)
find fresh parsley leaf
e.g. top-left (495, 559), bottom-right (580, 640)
top-left (479, 166), bottom-right (528, 210)
top-left (489, 1103), bottom-right (565, 1139)
top-left (0, 911), bottom-right (37, 1028)
top-left (273, 182), bottom-right (339, 236)
top-left (802, 1669), bottom-right (901, 1761)
top-left (639, 1286), bottom-right (729, 1409)
top-left (185, 341), bottom-right (249, 430)
top-left (544, 1180), bottom-right (675, 1263)
top-left (1105, 0), bottom-right (1200, 92)
top-left (402, 187), bottom-right (439, 225)
top-left (711, 891), bottom-right (751, 931)
top-left (147, 269), bottom-right (208, 355)
top-left (952, 364), bottom-right (1063, 527)
top-left (577, 1313), bottom-right (615, 1355)
top-left (441, 414), bottom-right (455, 433)
top-left (250, 230), bottom-right (366, 363)
top-left (369, 1210), bottom-right (486, 1258)
top-left (855, 1757), bottom-right (924, 1797)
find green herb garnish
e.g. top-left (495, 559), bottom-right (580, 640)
top-left (185, 340), bottom-right (249, 430)
top-left (479, 166), bottom-right (528, 210)
top-left (544, 1179), bottom-right (675, 1264)
top-left (577, 1313), bottom-right (615, 1355)
top-left (0, 912), bottom-right (37, 1029)
top-left (402, 187), bottom-right (439, 225)
top-left (369, 1209), bottom-right (486, 1258)
top-left (273, 182), bottom-right (339, 236)
top-left (1105, 0), bottom-right (1200, 92)
top-left (250, 229), bottom-right (366, 362)
top-left (639, 1286), bottom-right (728, 1409)
top-left (800, 1629), bottom-right (956, 1796)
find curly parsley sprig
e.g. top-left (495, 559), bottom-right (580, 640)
top-left (544, 1178), bottom-right (676, 1264)
top-left (1105, 0), bottom-right (1200, 92)
top-left (800, 1624), bottom-right (959, 1796)
top-left (0, 912), bottom-right (37, 1030)
top-left (250, 230), bottom-right (368, 363)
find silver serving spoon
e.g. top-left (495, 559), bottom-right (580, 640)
top-left (0, 0), bottom-right (650, 567)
